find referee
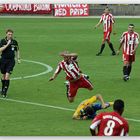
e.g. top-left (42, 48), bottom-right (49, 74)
top-left (0, 29), bottom-right (21, 98)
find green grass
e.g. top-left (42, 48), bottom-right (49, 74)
top-left (0, 17), bottom-right (140, 136)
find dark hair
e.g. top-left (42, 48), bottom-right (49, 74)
top-left (129, 24), bottom-right (135, 27)
top-left (84, 106), bottom-right (94, 116)
top-left (105, 7), bottom-right (110, 11)
top-left (6, 29), bottom-right (14, 34)
top-left (113, 99), bottom-right (124, 112)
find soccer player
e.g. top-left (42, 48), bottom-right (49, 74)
top-left (117, 24), bottom-right (139, 81)
top-left (73, 94), bottom-right (113, 120)
top-left (90, 99), bottom-right (129, 136)
top-left (49, 51), bottom-right (93, 103)
top-left (95, 7), bottom-right (116, 56)
top-left (0, 29), bottom-right (21, 97)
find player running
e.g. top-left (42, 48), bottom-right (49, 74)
top-left (95, 7), bottom-right (116, 56)
top-left (90, 99), bottom-right (129, 136)
top-left (49, 51), bottom-right (93, 103)
top-left (73, 94), bottom-right (113, 120)
top-left (117, 24), bottom-right (139, 81)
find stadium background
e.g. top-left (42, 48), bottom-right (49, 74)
top-left (0, 4), bottom-right (140, 136)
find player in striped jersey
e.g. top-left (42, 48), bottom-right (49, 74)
top-left (95, 7), bottom-right (116, 56)
top-left (49, 51), bottom-right (93, 103)
top-left (117, 24), bottom-right (139, 81)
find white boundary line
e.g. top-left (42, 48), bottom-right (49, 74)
top-left (11, 59), bottom-right (53, 80)
top-left (0, 98), bottom-right (75, 111)
top-left (0, 97), bottom-right (140, 123)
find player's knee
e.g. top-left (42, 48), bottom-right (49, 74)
top-left (89, 86), bottom-right (93, 91)
top-left (68, 97), bottom-right (74, 103)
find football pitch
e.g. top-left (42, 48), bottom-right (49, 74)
top-left (0, 17), bottom-right (140, 136)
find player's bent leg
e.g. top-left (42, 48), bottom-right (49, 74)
top-left (81, 76), bottom-right (94, 91)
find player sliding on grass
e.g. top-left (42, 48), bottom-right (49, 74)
top-left (95, 7), bottom-right (116, 56)
top-left (117, 24), bottom-right (139, 81)
top-left (73, 94), bottom-right (113, 120)
top-left (49, 51), bottom-right (93, 103)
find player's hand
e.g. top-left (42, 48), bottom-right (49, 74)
top-left (49, 77), bottom-right (54, 81)
top-left (94, 25), bottom-right (97, 29)
top-left (116, 50), bottom-right (120, 55)
top-left (102, 103), bottom-right (106, 109)
top-left (113, 32), bottom-right (117, 35)
top-left (130, 50), bottom-right (135, 55)
top-left (82, 116), bottom-right (87, 120)
top-left (7, 40), bottom-right (11, 46)
top-left (17, 59), bottom-right (21, 64)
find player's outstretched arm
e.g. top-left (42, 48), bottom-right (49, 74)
top-left (96, 94), bottom-right (106, 109)
top-left (15, 47), bottom-right (21, 64)
top-left (49, 64), bottom-right (62, 81)
top-left (94, 22), bottom-right (101, 29)
top-left (49, 73), bottom-right (58, 81)
top-left (117, 43), bottom-right (123, 55)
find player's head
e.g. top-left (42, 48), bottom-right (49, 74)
top-left (60, 51), bottom-right (71, 62)
top-left (113, 99), bottom-right (124, 115)
top-left (104, 7), bottom-right (110, 14)
top-left (6, 29), bottom-right (14, 40)
top-left (84, 106), bottom-right (94, 117)
top-left (128, 24), bottom-right (135, 33)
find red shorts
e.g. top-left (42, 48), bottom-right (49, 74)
top-left (67, 76), bottom-right (93, 97)
top-left (123, 53), bottom-right (135, 62)
top-left (103, 31), bottom-right (111, 41)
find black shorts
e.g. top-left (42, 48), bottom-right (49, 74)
top-left (0, 58), bottom-right (15, 74)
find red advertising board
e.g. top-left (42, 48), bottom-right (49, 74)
top-left (0, 4), bottom-right (52, 14)
top-left (54, 4), bottom-right (89, 17)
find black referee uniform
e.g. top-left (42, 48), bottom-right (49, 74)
top-left (0, 38), bottom-right (19, 97)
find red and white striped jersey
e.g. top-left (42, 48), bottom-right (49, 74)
top-left (54, 60), bottom-right (81, 81)
top-left (100, 13), bottom-right (115, 32)
top-left (90, 112), bottom-right (129, 136)
top-left (120, 31), bottom-right (139, 55)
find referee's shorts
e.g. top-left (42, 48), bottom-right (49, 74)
top-left (0, 58), bottom-right (15, 74)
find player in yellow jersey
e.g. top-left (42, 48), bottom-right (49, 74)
top-left (73, 94), bottom-right (113, 120)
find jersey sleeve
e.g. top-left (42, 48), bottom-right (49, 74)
top-left (90, 113), bottom-right (102, 130)
top-left (135, 33), bottom-right (139, 44)
top-left (14, 40), bottom-right (18, 46)
top-left (99, 15), bottom-right (103, 23)
top-left (124, 121), bottom-right (129, 136)
top-left (111, 14), bottom-right (115, 24)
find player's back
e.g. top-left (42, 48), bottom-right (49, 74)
top-left (97, 112), bottom-right (128, 136)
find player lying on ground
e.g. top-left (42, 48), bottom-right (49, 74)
top-left (73, 94), bottom-right (113, 120)
top-left (49, 51), bottom-right (93, 103)
top-left (90, 99), bottom-right (129, 136)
